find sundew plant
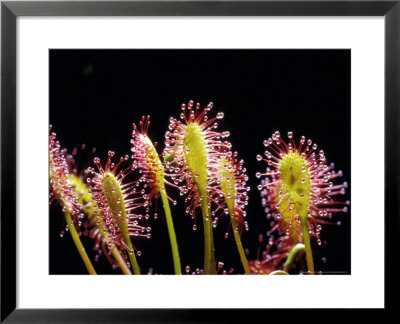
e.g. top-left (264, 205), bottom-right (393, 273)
top-left (49, 49), bottom-right (350, 275)
top-left (49, 101), bottom-right (350, 275)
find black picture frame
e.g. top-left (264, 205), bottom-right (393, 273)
top-left (1, 0), bottom-right (398, 322)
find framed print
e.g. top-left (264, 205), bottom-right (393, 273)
top-left (1, 0), bottom-right (398, 322)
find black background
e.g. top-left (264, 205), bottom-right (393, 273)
top-left (50, 49), bottom-right (350, 275)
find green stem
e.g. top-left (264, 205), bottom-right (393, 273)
top-left (283, 243), bottom-right (305, 272)
top-left (160, 189), bottom-right (182, 274)
top-left (300, 214), bottom-right (314, 274)
top-left (230, 215), bottom-right (250, 274)
top-left (201, 209), bottom-right (216, 274)
top-left (90, 209), bottom-right (131, 274)
top-left (128, 249), bottom-right (141, 275)
top-left (110, 246), bottom-right (132, 275)
top-left (199, 189), bottom-right (216, 274)
top-left (64, 210), bottom-right (97, 275)
top-left (269, 270), bottom-right (289, 275)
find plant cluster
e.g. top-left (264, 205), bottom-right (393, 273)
top-left (49, 101), bottom-right (349, 275)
